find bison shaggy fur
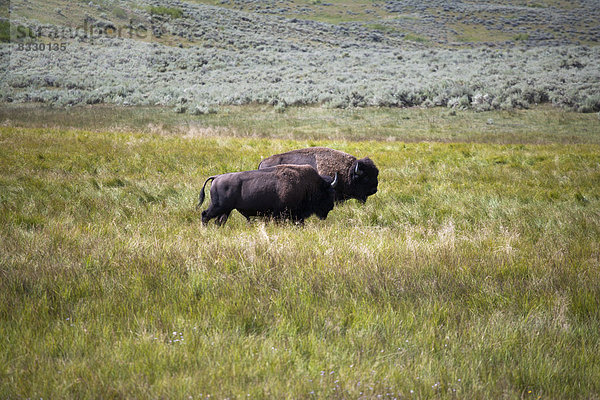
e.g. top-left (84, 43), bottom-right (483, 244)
top-left (258, 147), bottom-right (378, 203)
top-left (197, 164), bottom-right (336, 225)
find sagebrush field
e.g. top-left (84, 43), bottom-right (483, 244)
top-left (2, 0), bottom-right (599, 112)
top-left (1, 106), bottom-right (599, 398)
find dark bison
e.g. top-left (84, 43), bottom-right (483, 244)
top-left (258, 147), bottom-right (378, 203)
top-left (197, 164), bottom-right (338, 225)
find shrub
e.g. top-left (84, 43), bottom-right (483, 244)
top-left (0, 21), bottom-right (36, 43)
top-left (0, 20), bottom-right (9, 43)
top-left (149, 6), bottom-right (183, 19)
top-left (112, 7), bottom-right (128, 19)
top-left (579, 94), bottom-right (600, 113)
top-left (274, 102), bottom-right (287, 113)
top-left (471, 93), bottom-right (493, 111)
top-left (189, 105), bottom-right (218, 115)
top-left (514, 33), bottom-right (530, 41)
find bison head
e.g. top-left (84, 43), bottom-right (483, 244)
top-left (313, 173), bottom-right (338, 220)
top-left (347, 157), bottom-right (378, 203)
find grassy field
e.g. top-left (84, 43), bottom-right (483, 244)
top-left (1, 106), bottom-right (600, 398)
top-left (1, 104), bottom-right (599, 144)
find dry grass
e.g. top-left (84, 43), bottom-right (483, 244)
top-left (1, 103), bottom-right (599, 144)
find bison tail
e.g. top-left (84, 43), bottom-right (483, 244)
top-left (197, 176), bottom-right (216, 209)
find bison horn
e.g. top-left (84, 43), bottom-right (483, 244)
top-left (331, 172), bottom-right (338, 188)
top-left (354, 162), bottom-right (363, 176)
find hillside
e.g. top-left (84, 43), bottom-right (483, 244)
top-left (1, 0), bottom-right (599, 112)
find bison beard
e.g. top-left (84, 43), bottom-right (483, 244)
top-left (258, 147), bottom-right (379, 203)
top-left (197, 164), bottom-right (337, 226)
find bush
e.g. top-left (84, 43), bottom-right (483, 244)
top-left (579, 94), bottom-right (600, 113)
top-left (0, 20), bottom-right (9, 43)
top-left (189, 105), bottom-right (218, 115)
top-left (0, 20), bottom-right (36, 43)
top-left (112, 7), bottom-right (128, 19)
top-left (514, 33), bottom-right (530, 41)
top-left (149, 6), bottom-right (183, 19)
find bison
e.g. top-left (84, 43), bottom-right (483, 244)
top-left (258, 147), bottom-right (378, 203)
top-left (197, 164), bottom-right (338, 225)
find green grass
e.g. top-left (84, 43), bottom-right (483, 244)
top-left (1, 107), bottom-right (600, 398)
top-left (112, 6), bottom-right (128, 20)
top-left (1, 103), bottom-right (599, 144)
top-left (452, 23), bottom-right (514, 43)
top-left (0, 20), bottom-right (10, 43)
top-left (0, 20), bottom-right (36, 43)
top-left (366, 23), bottom-right (401, 34)
top-left (149, 6), bottom-right (184, 19)
top-left (514, 33), bottom-right (531, 41)
top-left (403, 33), bottom-right (429, 43)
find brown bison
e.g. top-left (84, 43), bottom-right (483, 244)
top-left (197, 164), bottom-right (338, 225)
top-left (258, 147), bottom-right (378, 203)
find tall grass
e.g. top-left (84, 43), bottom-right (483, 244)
top-left (1, 122), bottom-right (599, 398)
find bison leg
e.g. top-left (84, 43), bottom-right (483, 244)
top-left (291, 214), bottom-right (305, 226)
top-left (201, 210), bottom-right (211, 224)
top-left (202, 204), bottom-right (231, 225)
top-left (238, 211), bottom-right (253, 223)
top-left (216, 212), bottom-right (230, 226)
